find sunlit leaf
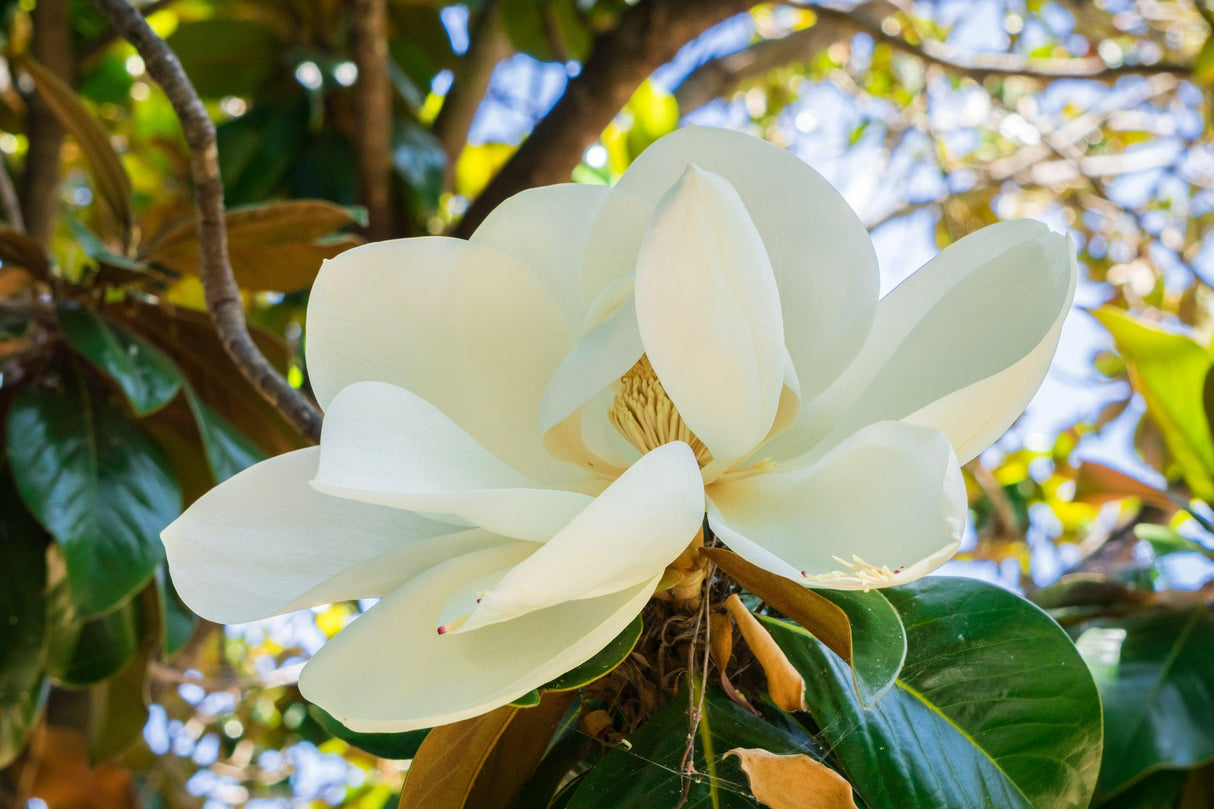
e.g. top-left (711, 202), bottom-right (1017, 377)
top-left (1093, 308), bottom-right (1214, 500)
top-left (150, 200), bottom-right (364, 292)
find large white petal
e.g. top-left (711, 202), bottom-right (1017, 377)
top-left (471, 183), bottom-right (609, 330)
top-left (635, 166), bottom-right (787, 473)
top-left (456, 441), bottom-right (704, 632)
top-left (707, 422), bottom-right (966, 590)
top-left (582, 125), bottom-right (878, 404)
top-left (162, 448), bottom-right (476, 624)
top-left (776, 220), bottom-right (1077, 464)
top-left (313, 381), bottom-right (594, 541)
top-left (298, 543), bottom-right (658, 732)
top-left (305, 237), bottom-right (578, 484)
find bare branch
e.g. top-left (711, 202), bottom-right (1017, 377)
top-left (350, 0), bottom-right (395, 240)
top-left (431, 1), bottom-right (512, 189)
top-left (21, 0), bottom-right (72, 247)
top-left (87, 0), bottom-right (323, 444)
top-left (454, 0), bottom-right (755, 237)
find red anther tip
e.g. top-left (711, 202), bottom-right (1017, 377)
top-left (436, 626), bottom-right (448, 635)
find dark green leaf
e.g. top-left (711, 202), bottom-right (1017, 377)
top-left (50, 595), bottom-right (139, 686)
top-left (167, 19), bottom-right (287, 98)
top-left (1077, 609), bottom-right (1214, 799)
top-left (217, 96), bottom-right (308, 205)
top-left (7, 362), bottom-right (182, 616)
top-left (545, 616), bottom-right (642, 692)
top-left (770, 577), bottom-right (1103, 809)
top-left (704, 547), bottom-right (905, 706)
top-left (0, 476), bottom-right (48, 705)
top-left (0, 476), bottom-right (48, 767)
top-left (1097, 770), bottom-right (1187, 809)
top-left (87, 587), bottom-right (156, 761)
top-left (182, 386), bottom-right (265, 484)
top-left (157, 567), bottom-right (195, 656)
top-left (57, 303), bottom-right (183, 416)
top-left (568, 685), bottom-right (821, 809)
top-left (311, 705), bottom-right (428, 760)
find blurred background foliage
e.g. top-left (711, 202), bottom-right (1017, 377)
top-left (0, 0), bottom-right (1213, 806)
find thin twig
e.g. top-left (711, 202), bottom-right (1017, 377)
top-left (350, 0), bottom-right (394, 240)
top-left (87, 0), bottom-right (323, 444)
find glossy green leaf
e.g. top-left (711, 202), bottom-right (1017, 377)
top-left (7, 363), bottom-right (182, 616)
top-left (568, 684), bottom-right (822, 809)
top-left (311, 706), bottom-right (428, 760)
top-left (1093, 308), bottom-right (1214, 499)
top-left (703, 547), bottom-right (905, 706)
top-left (1077, 609), bottom-right (1214, 800)
top-left (546, 616), bottom-right (642, 692)
top-left (510, 690), bottom-right (542, 708)
top-left (57, 303), bottom-right (183, 416)
top-left (771, 577), bottom-right (1103, 809)
top-left (183, 386), bottom-right (265, 484)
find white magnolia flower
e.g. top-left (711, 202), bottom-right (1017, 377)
top-left (164, 125), bottom-right (1075, 732)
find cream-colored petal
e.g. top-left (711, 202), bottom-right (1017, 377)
top-left (635, 165), bottom-right (786, 470)
top-left (583, 126), bottom-right (878, 404)
top-left (708, 422), bottom-right (966, 590)
top-left (162, 448), bottom-right (463, 624)
top-left (471, 183), bottom-right (609, 330)
top-left (305, 237), bottom-right (580, 484)
top-left (313, 381), bottom-right (593, 542)
top-left (455, 442), bottom-right (705, 632)
top-left (778, 221), bottom-right (1076, 464)
top-left (298, 543), bottom-right (659, 732)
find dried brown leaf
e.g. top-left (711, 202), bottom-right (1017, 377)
top-left (726, 748), bottom-right (858, 809)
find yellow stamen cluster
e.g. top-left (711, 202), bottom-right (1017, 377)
top-left (608, 355), bottom-right (712, 468)
top-left (802, 555), bottom-right (904, 591)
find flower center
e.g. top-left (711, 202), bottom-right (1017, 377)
top-left (608, 355), bottom-right (712, 468)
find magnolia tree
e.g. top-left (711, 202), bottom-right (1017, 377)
top-left (0, 1), bottom-right (1212, 809)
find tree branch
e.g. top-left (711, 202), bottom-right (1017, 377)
top-left (454, 0), bottom-right (755, 237)
top-left (806, 4), bottom-right (1191, 83)
top-left (430, 0), bottom-right (512, 189)
top-left (350, 0), bottom-right (394, 240)
top-left (87, 0), bottom-right (323, 444)
top-left (21, 0), bottom-right (72, 247)
top-left (0, 156), bottom-right (25, 231)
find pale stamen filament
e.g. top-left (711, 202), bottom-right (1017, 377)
top-left (800, 554), bottom-right (905, 591)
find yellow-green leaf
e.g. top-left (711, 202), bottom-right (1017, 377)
top-left (1092, 307), bottom-right (1214, 499)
